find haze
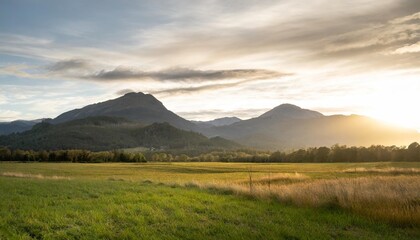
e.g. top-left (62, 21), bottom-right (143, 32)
top-left (0, 0), bottom-right (419, 131)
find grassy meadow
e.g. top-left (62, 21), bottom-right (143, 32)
top-left (0, 161), bottom-right (419, 239)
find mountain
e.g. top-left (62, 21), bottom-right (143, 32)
top-left (2, 93), bottom-right (418, 151)
top-left (50, 92), bottom-right (196, 131)
top-left (193, 117), bottom-right (242, 128)
top-left (259, 104), bottom-right (323, 119)
top-left (0, 119), bottom-right (45, 135)
top-left (0, 116), bottom-right (239, 151)
top-left (200, 104), bottom-right (420, 150)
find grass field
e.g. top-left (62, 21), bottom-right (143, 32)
top-left (0, 162), bottom-right (419, 239)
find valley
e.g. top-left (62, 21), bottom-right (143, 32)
top-left (0, 161), bottom-right (419, 239)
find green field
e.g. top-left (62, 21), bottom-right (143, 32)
top-left (0, 162), bottom-right (419, 239)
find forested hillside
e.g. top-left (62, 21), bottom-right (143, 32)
top-left (0, 116), bottom-right (239, 151)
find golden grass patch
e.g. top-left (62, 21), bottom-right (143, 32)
top-left (187, 176), bottom-right (420, 227)
top-left (1, 172), bottom-right (71, 180)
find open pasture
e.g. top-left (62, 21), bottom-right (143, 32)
top-left (0, 162), bottom-right (419, 239)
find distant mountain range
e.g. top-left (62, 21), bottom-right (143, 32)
top-left (0, 92), bottom-right (418, 150)
top-left (192, 117), bottom-right (242, 128)
top-left (0, 119), bottom-right (44, 135)
top-left (201, 104), bottom-right (419, 149)
top-left (0, 116), bottom-right (239, 151)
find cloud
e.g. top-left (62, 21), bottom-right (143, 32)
top-left (393, 41), bottom-right (420, 54)
top-left (390, 11), bottom-right (420, 24)
top-left (86, 67), bottom-right (285, 82)
top-left (150, 72), bottom-right (291, 95)
top-left (0, 110), bottom-right (25, 121)
top-left (0, 64), bottom-right (37, 78)
top-left (116, 89), bottom-right (135, 95)
top-left (0, 93), bottom-right (7, 105)
top-left (1, 3), bottom-right (419, 75)
top-left (1, 0), bottom-right (420, 125)
top-left (324, 11), bottom-right (420, 53)
top-left (0, 33), bottom-right (52, 46)
top-left (46, 59), bottom-right (90, 72)
top-left (0, 60), bottom-right (91, 80)
top-left (151, 80), bottom-right (248, 95)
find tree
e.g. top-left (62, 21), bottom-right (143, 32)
top-left (269, 151), bottom-right (284, 162)
top-left (132, 153), bottom-right (146, 162)
top-left (315, 147), bottom-right (330, 162)
top-left (0, 147), bottom-right (11, 161)
top-left (407, 142), bottom-right (420, 161)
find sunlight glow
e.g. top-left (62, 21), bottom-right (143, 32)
top-left (364, 74), bottom-right (420, 131)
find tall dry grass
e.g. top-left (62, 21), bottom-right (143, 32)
top-left (186, 175), bottom-right (420, 227)
top-left (341, 167), bottom-right (420, 174)
top-left (245, 172), bottom-right (309, 184)
top-left (1, 172), bottom-right (70, 180)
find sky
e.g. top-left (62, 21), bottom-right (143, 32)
top-left (1, 0), bottom-right (419, 130)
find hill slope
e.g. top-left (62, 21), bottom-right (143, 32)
top-left (3, 94), bottom-right (419, 150)
top-left (201, 104), bottom-right (420, 150)
top-left (193, 117), bottom-right (242, 128)
top-left (50, 92), bottom-right (196, 131)
top-left (0, 116), bottom-right (239, 151)
top-left (0, 120), bottom-right (42, 135)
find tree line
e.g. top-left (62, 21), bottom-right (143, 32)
top-left (0, 149), bottom-right (146, 163)
top-left (149, 143), bottom-right (420, 162)
top-left (266, 143), bottom-right (420, 163)
top-left (0, 142), bottom-right (419, 163)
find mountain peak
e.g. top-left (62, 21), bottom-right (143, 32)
top-left (122, 91), bottom-right (144, 97)
top-left (50, 92), bottom-right (196, 130)
top-left (259, 103), bottom-right (323, 119)
top-left (120, 91), bottom-right (157, 100)
top-left (117, 91), bottom-right (164, 108)
top-left (274, 103), bottom-right (302, 110)
top-left (122, 91), bottom-right (153, 98)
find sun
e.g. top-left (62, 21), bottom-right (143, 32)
top-left (371, 106), bottom-right (420, 132)
top-left (366, 76), bottom-right (420, 132)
